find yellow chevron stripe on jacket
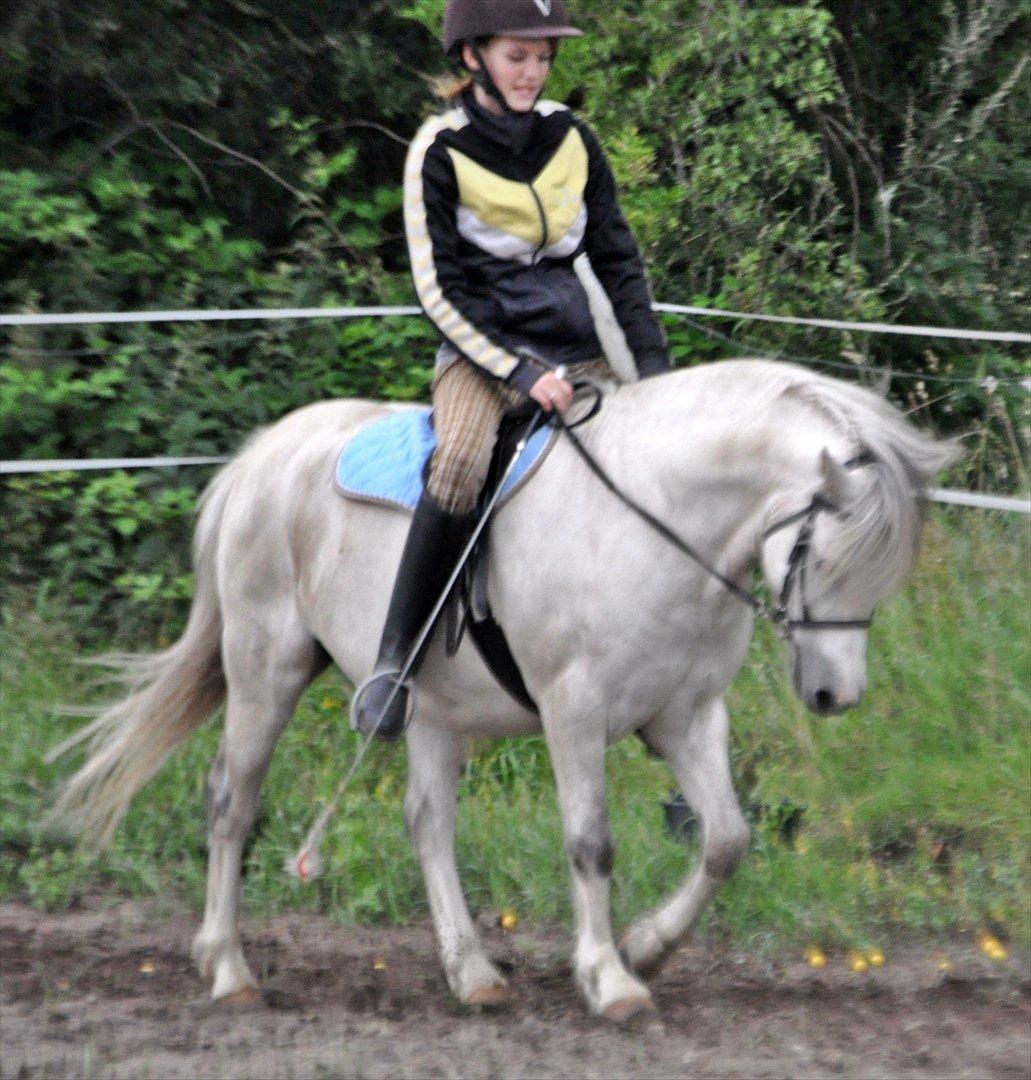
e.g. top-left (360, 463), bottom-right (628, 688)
top-left (448, 127), bottom-right (589, 259)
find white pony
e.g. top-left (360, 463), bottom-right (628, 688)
top-left (49, 359), bottom-right (956, 1021)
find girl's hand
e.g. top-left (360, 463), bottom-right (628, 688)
top-left (530, 371), bottom-right (574, 415)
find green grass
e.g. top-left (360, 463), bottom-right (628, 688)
top-left (1, 510), bottom-right (1028, 959)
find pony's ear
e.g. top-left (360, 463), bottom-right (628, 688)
top-left (818, 448), bottom-right (858, 508)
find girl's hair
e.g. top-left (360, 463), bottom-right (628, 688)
top-left (432, 73), bottom-right (475, 101)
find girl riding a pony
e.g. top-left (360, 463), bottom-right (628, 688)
top-left (351, 0), bottom-right (671, 739)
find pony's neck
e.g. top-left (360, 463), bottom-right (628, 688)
top-left (596, 368), bottom-right (853, 574)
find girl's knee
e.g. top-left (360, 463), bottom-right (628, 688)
top-left (426, 450), bottom-right (488, 515)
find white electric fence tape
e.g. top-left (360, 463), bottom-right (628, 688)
top-left (0, 307), bottom-right (422, 327)
top-left (652, 304), bottom-right (1031, 344)
top-left (2, 303), bottom-right (1028, 342)
top-left (3, 304), bottom-right (1028, 512)
top-left (926, 489), bottom-right (1030, 514)
top-left (0, 456), bottom-right (230, 475)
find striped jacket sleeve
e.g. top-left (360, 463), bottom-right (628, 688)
top-left (404, 116), bottom-right (544, 395)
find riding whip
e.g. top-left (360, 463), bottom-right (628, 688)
top-left (288, 369), bottom-right (568, 881)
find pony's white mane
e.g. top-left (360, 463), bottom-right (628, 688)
top-left (626, 359), bottom-right (961, 597)
top-left (781, 369), bottom-right (958, 591)
top-left (763, 361), bottom-right (960, 594)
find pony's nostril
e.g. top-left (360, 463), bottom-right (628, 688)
top-left (813, 689), bottom-right (835, 713)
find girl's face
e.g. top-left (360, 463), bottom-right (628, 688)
top-left (464, 36), bottom-right (555, 114)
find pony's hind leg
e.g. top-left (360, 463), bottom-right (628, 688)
top-left (191, 617), bottom-right (321, 1002)
top-left (620, 697), bottom-right (750, 976)
top-left (404, 723), bottom-right (509, 1006)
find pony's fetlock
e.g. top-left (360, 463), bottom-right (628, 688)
top-left (190, 930), bottom-right (220, 979)
top-left (191, 932), bottom-right (257, 999)
top-left (445, 946), bottom-right (509, 1006)
top-left (576, 945), bottom-right (651, 1017)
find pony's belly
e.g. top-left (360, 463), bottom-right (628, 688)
top-left (414, 685), bottom-right (543, 737)
top-left (414, 645), bottom-right (543, 737)
top-left (417, 706), bottom-right (544, 738)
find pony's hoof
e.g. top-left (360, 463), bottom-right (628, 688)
top-left (601, 994), bottom-right (658, 1025)
top-left (213, 985), bottom-right (264, 1010)
top-left (465, 982), bottom-right (511, 1009)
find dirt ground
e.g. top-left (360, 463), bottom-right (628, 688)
top-left (1, 897), bottom-right (1027, 1080)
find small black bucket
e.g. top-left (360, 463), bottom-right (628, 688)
top-left (662, 791), bottom-right (698, 843)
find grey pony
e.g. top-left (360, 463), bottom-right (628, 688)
top-left (47, 359), bottom-right (957, 1020)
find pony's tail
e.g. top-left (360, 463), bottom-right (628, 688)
top-left (45, 464), bottom-right (237, 852)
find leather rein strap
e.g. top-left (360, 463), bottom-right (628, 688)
top-left (553, 384), bottom-right (876, 635)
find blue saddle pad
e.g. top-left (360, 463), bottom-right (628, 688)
top-left (335, 408), bottom-right (557, 513)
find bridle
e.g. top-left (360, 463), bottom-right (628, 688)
top-left (553, 388), bottom-right (876, 637)
top-left (761, 452), bottom-right (877, 633)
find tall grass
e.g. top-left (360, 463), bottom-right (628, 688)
top-left (1, 510), bottom-right (1027, 956)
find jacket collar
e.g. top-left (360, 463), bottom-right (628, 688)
top-left (460, 87), bottom-right (541, 156)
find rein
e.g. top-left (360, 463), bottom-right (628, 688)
top-left (553, 385), bottom-right (875, 635)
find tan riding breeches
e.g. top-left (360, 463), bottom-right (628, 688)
top-left (426, 355), bottom-right (524, 515)
top-left (427, 353), bottom-right (610, 515)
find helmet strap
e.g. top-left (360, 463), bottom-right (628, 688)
top-left (467, 43), bottom-right (520, 115)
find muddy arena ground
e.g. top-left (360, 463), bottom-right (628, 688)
top-left (1, 897), bottom-right (1027, 1079)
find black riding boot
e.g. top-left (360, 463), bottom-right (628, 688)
top-left (351, 491), bottom-right (471, 741)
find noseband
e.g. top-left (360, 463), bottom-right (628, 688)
top-left (554, 389), bottom-right (876, 637)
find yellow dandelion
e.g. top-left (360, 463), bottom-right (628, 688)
top-left (373, 957), bottom-right (387, 971)
top-left (867, 949), bottom-right (885, 968)
top-left (500, 910), bottom-right (519, 931)
top-left (804, 946), bottom-right (827, 968)
top-left (847, 952), bottom-right (869, 973)
top-left (977, 933), bottom-right (1006, 959)
top-left (321, 696), bottom-right (337, 710)
top-left (139, 961), bottom-right (156, 974)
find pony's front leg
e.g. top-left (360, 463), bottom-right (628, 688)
top-left (621, 697), bottom-right (750, 976)
top-left (405, 723), bottom-right (509, 1006)
top-left (544, 715), bottom-right (654, 1021)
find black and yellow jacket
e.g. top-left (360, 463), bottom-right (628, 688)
top-left (404, 89), bottom-right (670, 395)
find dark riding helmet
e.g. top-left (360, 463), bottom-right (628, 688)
top-left (442, 0), bottom-right (584, 57)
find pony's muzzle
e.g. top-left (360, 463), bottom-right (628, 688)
top-left (791, 634), bottom-right (868, 715)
